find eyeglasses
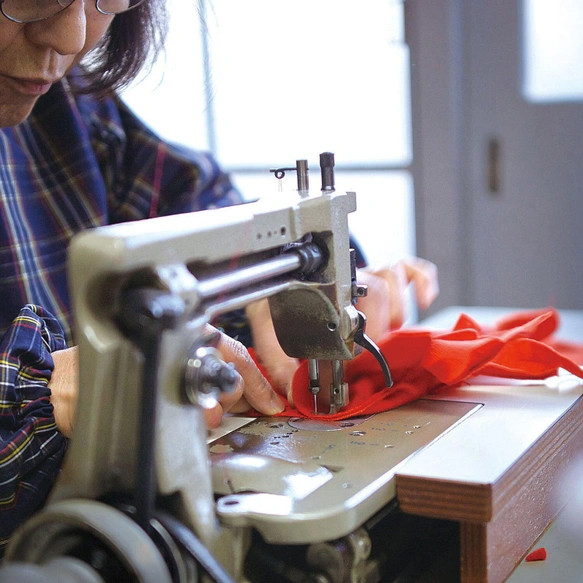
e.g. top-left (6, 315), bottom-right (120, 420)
top-left (0, 0), bottom-right (146, 24)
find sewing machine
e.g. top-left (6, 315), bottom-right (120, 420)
top-left (2, 154), bottom-right (582, 583)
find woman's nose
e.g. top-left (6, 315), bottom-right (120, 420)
top-left (25, 0), bottom-right (87, 56)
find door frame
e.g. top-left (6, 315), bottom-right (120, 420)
top-left (406, 0), bottom-right (470, 313)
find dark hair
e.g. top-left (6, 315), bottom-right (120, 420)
top-left (79, 0), bottom-right (168, 96)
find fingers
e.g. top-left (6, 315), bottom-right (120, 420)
top-left (214, 327), bottom-right (285, 418)
top-left (356, 257), bottom-right (439, 340)
top-left (353, 269), bottom-right (394, 341)
top-left (372, 265), bottom-right (409, 330)
top-left (202, 384), bottom-right (250, 428)
top-left (267, 358), bottom-right (299, 405)
top-left (245, 300), bottom-right (300, 404)
top-left (400, 257), bottom-right (439, 310)
top-left (203, 402), bottom-right (229, 429)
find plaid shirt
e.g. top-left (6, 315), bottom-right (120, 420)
top-left (0, 72), bottom-right (243, 554)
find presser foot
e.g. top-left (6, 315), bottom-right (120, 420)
top-left (307, 312), bottom-right (392, 415)
top-left (308, 359), bottom-right (349, 415)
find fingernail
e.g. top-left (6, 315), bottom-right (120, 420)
top-left (270, 393), bottom-right (285, 413)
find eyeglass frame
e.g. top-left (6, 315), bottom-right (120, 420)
top-left (0, 0), bottom-right (146, 24)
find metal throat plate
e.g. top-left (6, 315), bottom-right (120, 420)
top-left (209, 398), bottom-right (480, 544)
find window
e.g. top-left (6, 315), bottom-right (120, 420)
top-left (522, 0), bottom-right (583, 102)
top-left (122, 0), bottom-right (414, 270)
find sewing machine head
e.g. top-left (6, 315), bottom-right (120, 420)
top-left (68, 150), bottom-right (388, 419)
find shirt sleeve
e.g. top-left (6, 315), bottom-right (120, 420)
top-left (0, 305), bottom-right (68, 557)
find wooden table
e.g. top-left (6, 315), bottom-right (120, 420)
top-left (395, 307), bottom-right (583, 582)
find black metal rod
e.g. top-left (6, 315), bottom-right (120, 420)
top-left (116, 290), bottom-right (185, 535)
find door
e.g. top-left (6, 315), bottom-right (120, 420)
top-left (408, 0), bottom-right (583, 310)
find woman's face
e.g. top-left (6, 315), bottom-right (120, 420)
top-left (0, 1), bottom-right (114, 127)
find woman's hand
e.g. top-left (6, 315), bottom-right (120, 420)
top-left (356, 257), bottom-right (439, 342)
top-left (49, 346), bottom-right (79, 438)
top-left (194, 326), bottom-right (286, 428)
top-left (246, 299), bottom-right (300, 405)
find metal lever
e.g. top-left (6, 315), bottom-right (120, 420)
top-left (354, 312), bottom-right (393, 388)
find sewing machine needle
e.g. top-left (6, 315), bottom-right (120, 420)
top-left (308, 359), bottom-right (320, 414)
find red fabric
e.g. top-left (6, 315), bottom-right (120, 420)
top-left (254, 308), bottom-right (583, 421)
top-left (525, 547), bottom-right (547, 562)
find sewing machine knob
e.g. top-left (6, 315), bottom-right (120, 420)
top-left (183, 346), bottom-right (239, 408)
top-left (320, 152), bottom-right (335, 192)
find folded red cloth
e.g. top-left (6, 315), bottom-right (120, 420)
top-left (265, 308), bottom-right (583, 421)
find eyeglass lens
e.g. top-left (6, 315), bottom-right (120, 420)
top-left (1, 0), bottom-right (143, 23)
top-left (97, 0), bottom-right (142, 15)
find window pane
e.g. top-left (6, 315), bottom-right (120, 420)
top-left (122, 1), bottom-right (410, 167)
top-left (523, 0), bottom-right (583, 102)
top-left (206, 0), bottom-right (410, 167)
top-left (121, 0), bottom-right (209, 148)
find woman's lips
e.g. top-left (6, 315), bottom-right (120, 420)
top-left (3, 75), bottom-right (54, 96)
